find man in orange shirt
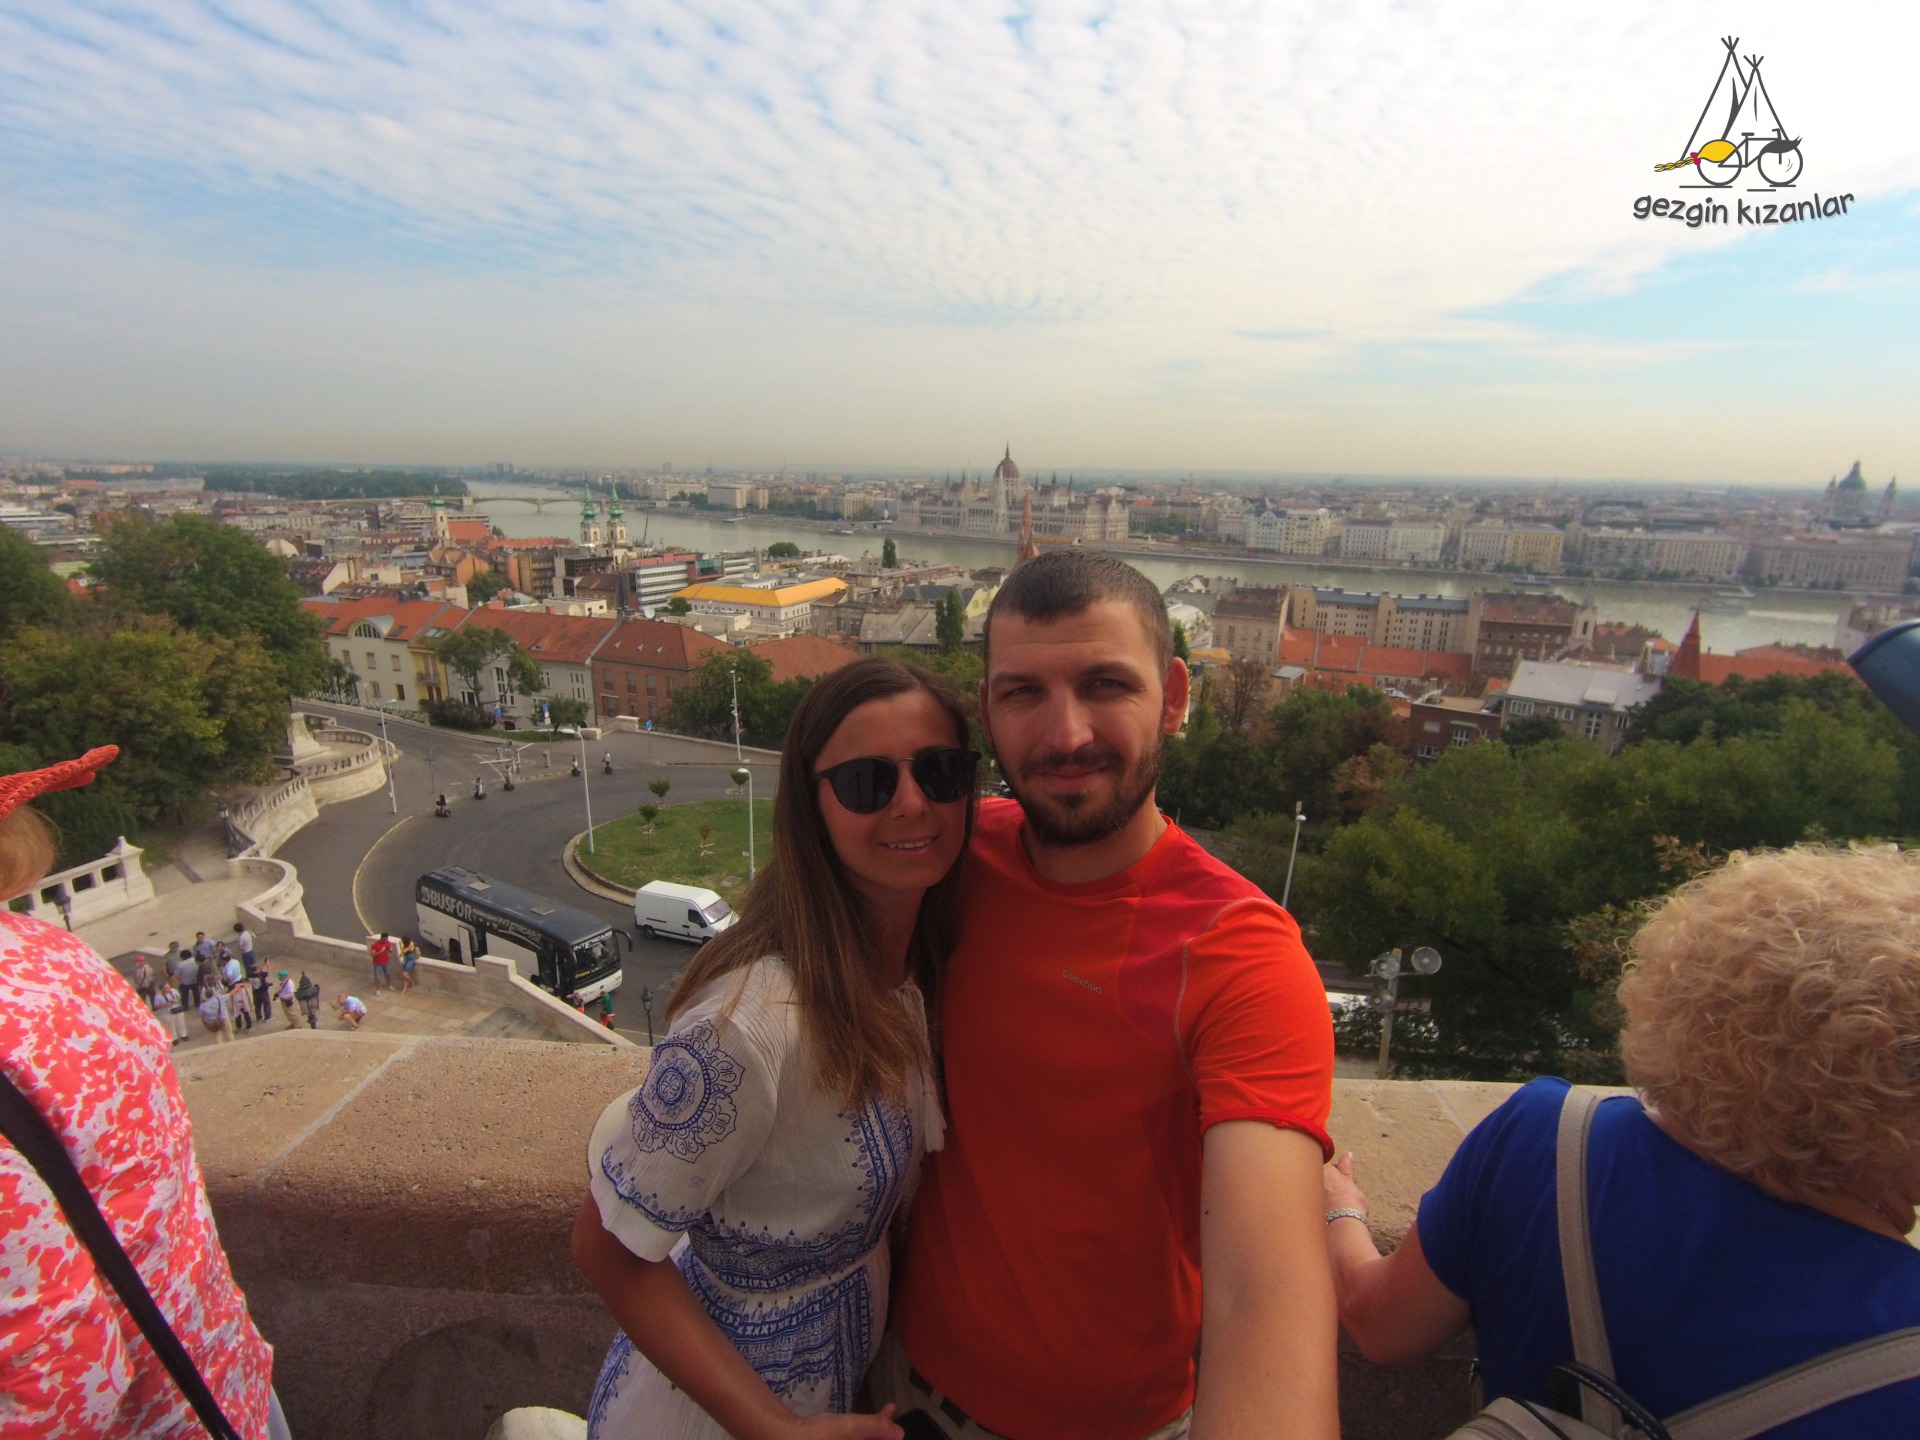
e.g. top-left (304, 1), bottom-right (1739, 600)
top-left (873, 552), bottom-right (1339, 1440)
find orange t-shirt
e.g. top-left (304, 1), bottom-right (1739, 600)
top-left (895, 800), bottom-right (1334, 1440)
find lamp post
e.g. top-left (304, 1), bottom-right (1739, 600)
top-left (732, 766), bottom-right (756, 883)
top-left (581, 729), bottom-right (597, 854)
top-left (729, 666), bottom-right (744, 762)
top-left (1371, 945), bottom-right (1442, 1080)
top-left (640, 986), bottom-right (655, 1044)
top-left (50, 882), bottom-right (73, 932)
top-left (1280, 801), bottom-right (1306, 911)
top-left (378, 708), bottom-right (397, 815)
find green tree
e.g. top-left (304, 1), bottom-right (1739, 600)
top-left (882, 537), bottom-right (898, 568)
top-left (465, 569), bottom-right (512, 605)
top-left (0, 618), bottom-right (287, 840)
top-left (1170, 619), bottom-right (1191, 664)
top-left (766, 541), bottom-right (801, 559)
top-left (649, 776), bottom-right (672, 804)
top-left (547, 697), bottom-right (590, 729)
top-left (1501, 713), bottom-right (1571, 750)
top-left (662, 651), bottom-right (811, 748)
top-left (430, 626), bottom-right (542, 704)
top-left (0, 527), bottom-right (71, 641)
top-left (664, 596), bottom-right (692, 616)
top-left (936, 589), bottom-right (966, 654)
top-left (91, 512), bottom-right (329, 692)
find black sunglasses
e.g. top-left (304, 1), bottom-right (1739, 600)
top-left (814, 747), bottom-right (980, 814)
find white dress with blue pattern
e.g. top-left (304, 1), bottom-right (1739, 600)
top-left (586, 958), bottom-right (942, 1440)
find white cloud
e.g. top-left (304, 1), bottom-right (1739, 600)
top-left (0, 0), bottom-right (1917, 475)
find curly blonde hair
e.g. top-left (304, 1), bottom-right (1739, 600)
top-left (1619, 845), bottom-right (1920, 1208)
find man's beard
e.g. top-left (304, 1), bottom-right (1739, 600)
top-left (1008, 734), bottom-right (1164, 848)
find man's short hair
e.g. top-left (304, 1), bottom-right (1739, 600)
top-left (984, 551), bottom-right (1172, 671)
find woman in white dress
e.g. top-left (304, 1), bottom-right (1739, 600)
top-left (574, 657), bottom-right (978, 1440)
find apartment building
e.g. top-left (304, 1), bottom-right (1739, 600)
top-left (1466, 591), bottom-right (1597, 682)
top-left (1281, 587), bottom-right (1471, 651)
top-left (304, 596), bottom-right (467, 710)
top-left (467, 608), bottom-right (619, 726)
top-left (674, 577), bottom-right (850, 640)
top-left (1458, 523), bottom-right (1565, 571)
top-left (593, 616), bottom-right (731, 724)
top-left (1501, 661), bottom-right (1660, 752)
top-left (1745, 534), bottom-right (1916, 591)
top-left (1214, 586), bottom-right (1288, 665)
top-left (1408, 695), bottom-right (1502, 762)
top-left (1573, 529), bottom-right (1747, 581)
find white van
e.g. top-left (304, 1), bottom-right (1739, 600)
top-left (633, 881), bottom-right (738, 944)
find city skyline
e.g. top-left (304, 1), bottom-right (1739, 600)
top-left (2, 1), bottom-right (1917, 483)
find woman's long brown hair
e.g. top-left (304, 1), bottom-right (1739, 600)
top-left (665, 657), bottom-right (974, 1107)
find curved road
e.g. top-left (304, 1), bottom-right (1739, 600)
top-left (280, 702), bottom-right (780, 1030)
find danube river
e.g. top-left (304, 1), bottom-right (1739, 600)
top-left (468, 485), bottom-right (1853, 654)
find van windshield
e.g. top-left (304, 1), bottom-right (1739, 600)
top-left (700, 900), bottom-right (734, 924)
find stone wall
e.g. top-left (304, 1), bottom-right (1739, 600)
top-left (229, 775), bottom-right (321, 859)
top-left (181, 1037), bottom-right (1505, 1440)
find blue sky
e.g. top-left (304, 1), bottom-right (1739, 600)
top-left (1, 0), bottom-right (1916, 483)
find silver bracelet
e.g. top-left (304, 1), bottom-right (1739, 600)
top-left (1325, 1207), bottom-right (1369, 1226)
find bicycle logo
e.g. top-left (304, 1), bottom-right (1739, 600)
top-left (1655, 36), bottom-right (1803, 189)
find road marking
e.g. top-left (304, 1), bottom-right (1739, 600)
top-left (352, 811), bottom-right (431, 941)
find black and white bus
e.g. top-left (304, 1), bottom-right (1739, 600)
top-left (414, 866), bottom-right (627, 1005)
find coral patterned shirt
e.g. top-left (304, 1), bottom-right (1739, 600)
top-left (0, 913), bottom-right (272, 1438)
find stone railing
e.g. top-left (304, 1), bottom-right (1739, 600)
top-left (179, 1053), bottom-right (1500, 1440)
top-left (295, 724), bottom-right (394, 806)
top-left (11, 837), bottom-right (155, 927)
top-left (227, 775), bottom-right (320, 860)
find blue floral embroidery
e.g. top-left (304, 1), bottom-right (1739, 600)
top-left (679, 1252), bottom-right (875, 1410)
top-left (688, 1094), bottom-right (914, 1292)
top-left (626, 1019), bottom-right (744, 1162)
top-left (587, 1332), bottom-right (635, 1439)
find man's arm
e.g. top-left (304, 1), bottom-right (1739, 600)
top-left (1192, 1121), bottom-right (1340, 1440)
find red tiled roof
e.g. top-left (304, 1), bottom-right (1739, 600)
top-left (301, 595), bottom-right (468, 643)
top-left (466, 608), bottom-right (617, 664)
top-left (1277, 628), bottom-right (1473, 683)
top-left (444, 519), bottom-right (492, 544)
top-left (748, 633), bottom-right (860, 684)
top-left (1695, 653), bottom-right (1857, 684)
top-left (595, 617), bottom-right (731, 671)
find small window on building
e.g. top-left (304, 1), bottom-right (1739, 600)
top-left (365, 652), bottom-right (376, 669)
top-left (1508, 699), bottom-right (1534, 717)
top-left (395, 684), bottom-right (406, 702)
top-left (646, 674), bottom-right (657, 693)
top-left (1451, 727), bottom-right (1473, 749)
top-left (370, 681), bottom-right (382, 699)
top-left (1583, 713), bottom-right (1604, 739)
top-left (390, 654), bottom-right (401, 670)
top-left (1416, 744), bottom-right (1439, 760)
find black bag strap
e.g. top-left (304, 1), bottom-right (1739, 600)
top-left (0, 1068), bottom-right (243, 1440)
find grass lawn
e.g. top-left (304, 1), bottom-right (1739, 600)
top-left (579, 797), bottom-right (774, 908)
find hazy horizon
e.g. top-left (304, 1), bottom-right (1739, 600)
top-left (4, 2), bottom-right (1917, 483)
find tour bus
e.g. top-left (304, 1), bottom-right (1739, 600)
top-left (414, 866), bottom-right (628, 1005)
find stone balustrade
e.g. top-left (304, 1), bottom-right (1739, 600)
top-left (295, 724), bottom-right (395, 806)
top-left (10, 836), bottom-right (156, 927)
top-left (228, 774), bottom-right (321, 859)
top-left (179, 1041), bottom-right (1495, 1440)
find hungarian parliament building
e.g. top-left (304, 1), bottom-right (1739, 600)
top-left (897, 447), bottom-right (1133, 543)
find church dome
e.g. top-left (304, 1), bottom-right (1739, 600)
top-left (994, 445), bottom-right (1021, 483)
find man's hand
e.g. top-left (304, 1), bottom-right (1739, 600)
top-left (1193, 1121), bottom-right (1340, 1440)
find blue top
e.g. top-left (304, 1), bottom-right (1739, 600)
top-left (1418, 1078), bottom-right (1920, 1437)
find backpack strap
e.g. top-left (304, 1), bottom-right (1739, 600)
top-left (0, 1069), bottom-right (243, 1440)
top-left (1666, 1326), bottom-right (1920, 1440)
top-left (1555, 1085), bottom-right (1620, 1437)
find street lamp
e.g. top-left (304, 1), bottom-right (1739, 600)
top-left (378, 708), bottom-right (397, 815)
top-left (49, 882), bottom-right (73, 932)
top-left (729, 666), bottom-right (744, 762)
top-left (640, 985), bottom-right (655, 1045)
top-left (732, 766), bottom-right (756, 883)
top-left (1280, 801), bottom-right (1306, 911)
top-left (1371, 945), bottom-right (1442, 1080)
top-left (580, 729), bottom-right (597, 854)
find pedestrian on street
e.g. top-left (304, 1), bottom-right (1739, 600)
top-left (597, 991), bottom-right (615, 1028)
top-left (399, 937), bottom-right (419, 992)
top-left (473, 775), bottom-right (486, 800)
top-left (369, 932), bottom-right (394, 991)
top-left (232, 922), bottom-right (257, 974)
top-left (334, 994), bottom-right (367, 1030)
top-left (197, 986), bottom-right (233, 1043)
top-left (156, 978), bottom-right (187, 1045)
top-left (295, 972), bottom-right (321, 1029)
top-left (275, 971), bottom-right (298, 1028)
top-left (219, 948), bottom-right (244, 993)
top-left (172, 948), bottom-right (201, 1010)
top-left (192, 931), bottom-right (216, 967)
top-left (130, 952), bottom-right (155, 1009)
top-left (228, 982), bottom-right (253, 1035)
top-left (250, 962), bottom-right (273, 1024)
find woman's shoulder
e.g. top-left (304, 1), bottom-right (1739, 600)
top-left (672, 956), bottom-right (800, 1054)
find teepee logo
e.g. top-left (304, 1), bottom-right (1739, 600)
top-left (1633, 37), bottom-right (1854, 228)
top-left (1657, 37), bottom-right (1804, 188)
